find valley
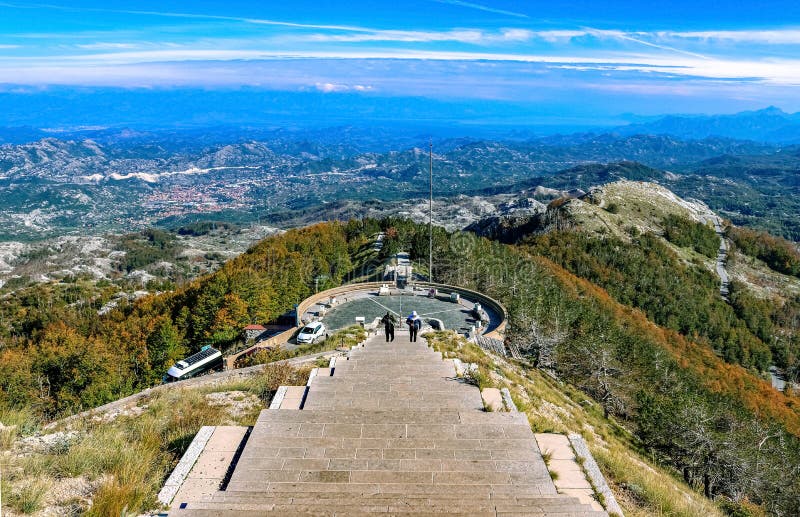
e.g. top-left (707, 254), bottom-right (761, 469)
top-left (2, 130), bottom-right (799, 242)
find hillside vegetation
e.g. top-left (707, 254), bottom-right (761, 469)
top-left (427, 226), bottom-right (800, 515)
top-left (2, 211), bottom-right (800, 515)
top-left (0, 223), bottom-right (361, 417)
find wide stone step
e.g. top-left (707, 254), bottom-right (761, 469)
top-left (232, 444), bottom-right (543, 463)
top-left (175, 499), bottom-right (603, 514)
top-left (305, 385), bottom-right (474, 393)
top-left (189, 496), bottom-right (596, 507)
top-left (300, 401), bottom-right (484, 411)
top-left (256, 410), bottom-right (528, 425)
top-left (169, 491), bottom-right (607, 516)
top-left (301, 395), bottom-right (483, 405)
top-left (226, 469), bottom-right (553, 486)
top-left (331, 366), bottom-right (454, 373)
top-left (225, 482), bottom-right (557, 496)
top-left (229, 457), bottom-right (550, 474)
top-left (238, 436), bottom-right (546, 452)
top-left (248, 423), bottom-right (534, 442)
top-left (169, 509), bottom-right (498, 516)
top-left (205, 493), bottom-right (583, 504)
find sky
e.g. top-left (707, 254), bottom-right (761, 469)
top-left (1, 1), bottom-right (799, 125)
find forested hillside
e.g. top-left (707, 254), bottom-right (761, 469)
top-left (0, 223), bottom-right (360, 416)
top-left (428, 227), bottom-right (800, 515)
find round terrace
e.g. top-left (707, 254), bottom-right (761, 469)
top-left (297, 282), bottom-right (506, 339)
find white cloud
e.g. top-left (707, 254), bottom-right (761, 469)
top-left (315, 82), bottom-right (373, 93)
top-left (75, 42), bottom-right (140, 50)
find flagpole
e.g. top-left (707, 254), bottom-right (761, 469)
top-left (429, 140), bottom-right (433, 283)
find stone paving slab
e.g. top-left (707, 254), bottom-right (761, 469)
top-left (278, 385), bottom-right (307, 409)
top-left (170, 426), bottom-right (249, 509)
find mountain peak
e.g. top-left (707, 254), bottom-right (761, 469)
top-left (753, 105), bottom-right (788, 116)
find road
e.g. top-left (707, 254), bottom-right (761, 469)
top-left (708, 215), bottom-right (730, 298)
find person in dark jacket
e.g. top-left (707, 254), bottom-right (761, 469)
top-left (381, 312), bottom-right (395, 342)
top-left (406, 311), bottom-right (422, 342)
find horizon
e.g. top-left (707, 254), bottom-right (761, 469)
top-left (1, 1), bottom-right (800, 128)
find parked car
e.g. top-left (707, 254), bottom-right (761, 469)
top-left (297, 321), bottom-right (326, 344)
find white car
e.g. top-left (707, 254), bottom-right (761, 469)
top-left (297, 321), bottom-right (326, 344)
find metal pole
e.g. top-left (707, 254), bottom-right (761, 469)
top-left (429, 140), bottom-right (433, 283)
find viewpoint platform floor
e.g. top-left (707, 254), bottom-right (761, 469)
top-left (169, 330), bottom-right (608, 516)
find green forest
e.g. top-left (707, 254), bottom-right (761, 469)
top-left (1, 217), bottom-right (799, 515)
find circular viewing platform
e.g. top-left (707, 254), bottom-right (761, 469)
top-left (298, 282), bottom-right (506, 338)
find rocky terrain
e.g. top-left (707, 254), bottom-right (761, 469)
top-left (0, 224), bottom-right (280, 292)
top-left (2, 132), bottom-right (798, 241)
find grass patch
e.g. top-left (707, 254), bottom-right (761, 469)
top-left (4, 478), bottom-right (50, 514)
top-left (2, 362), bottom-right (313, 515)
top-left (249, 362), bottom-right (313, 403)
top-left (0, 408), bottom-right (41, 450)
top-left (593, 447), bottom-right (721, 517)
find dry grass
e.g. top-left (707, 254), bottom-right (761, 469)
top-left (2, 362), bottom-right (312, 515)
top-left (2, 478), bottom-right (50, 514)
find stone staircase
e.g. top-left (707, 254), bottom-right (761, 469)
top-left (169, 330), bottom-right (608, 516)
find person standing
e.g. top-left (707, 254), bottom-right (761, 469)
top-left (381, 312), bottom-right (395, 342)
top-left (406, 311), bottom-right (422, 342)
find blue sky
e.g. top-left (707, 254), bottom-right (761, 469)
top-left (1, 1), bottom-right (799, 122)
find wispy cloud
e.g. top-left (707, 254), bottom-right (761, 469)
top-left (432, 0), bottom-right (529, 19)
top-left (654, 29), bottom-right (800, 44)
top-left (1, 0), bottom-right (799, 112)
top-left (0, 2), bottom-right (375, 34)
top-left (584, 28), bottom-right (711, 59)
top-left (5, 47), bottom-right (800, 85)
top-left (304, 28), bottom-right (551, 44)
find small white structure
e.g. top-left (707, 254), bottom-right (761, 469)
top-left (355, 316), bottom-right (366, 328)
top-left (379, 284), bottom-right (390, 296)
